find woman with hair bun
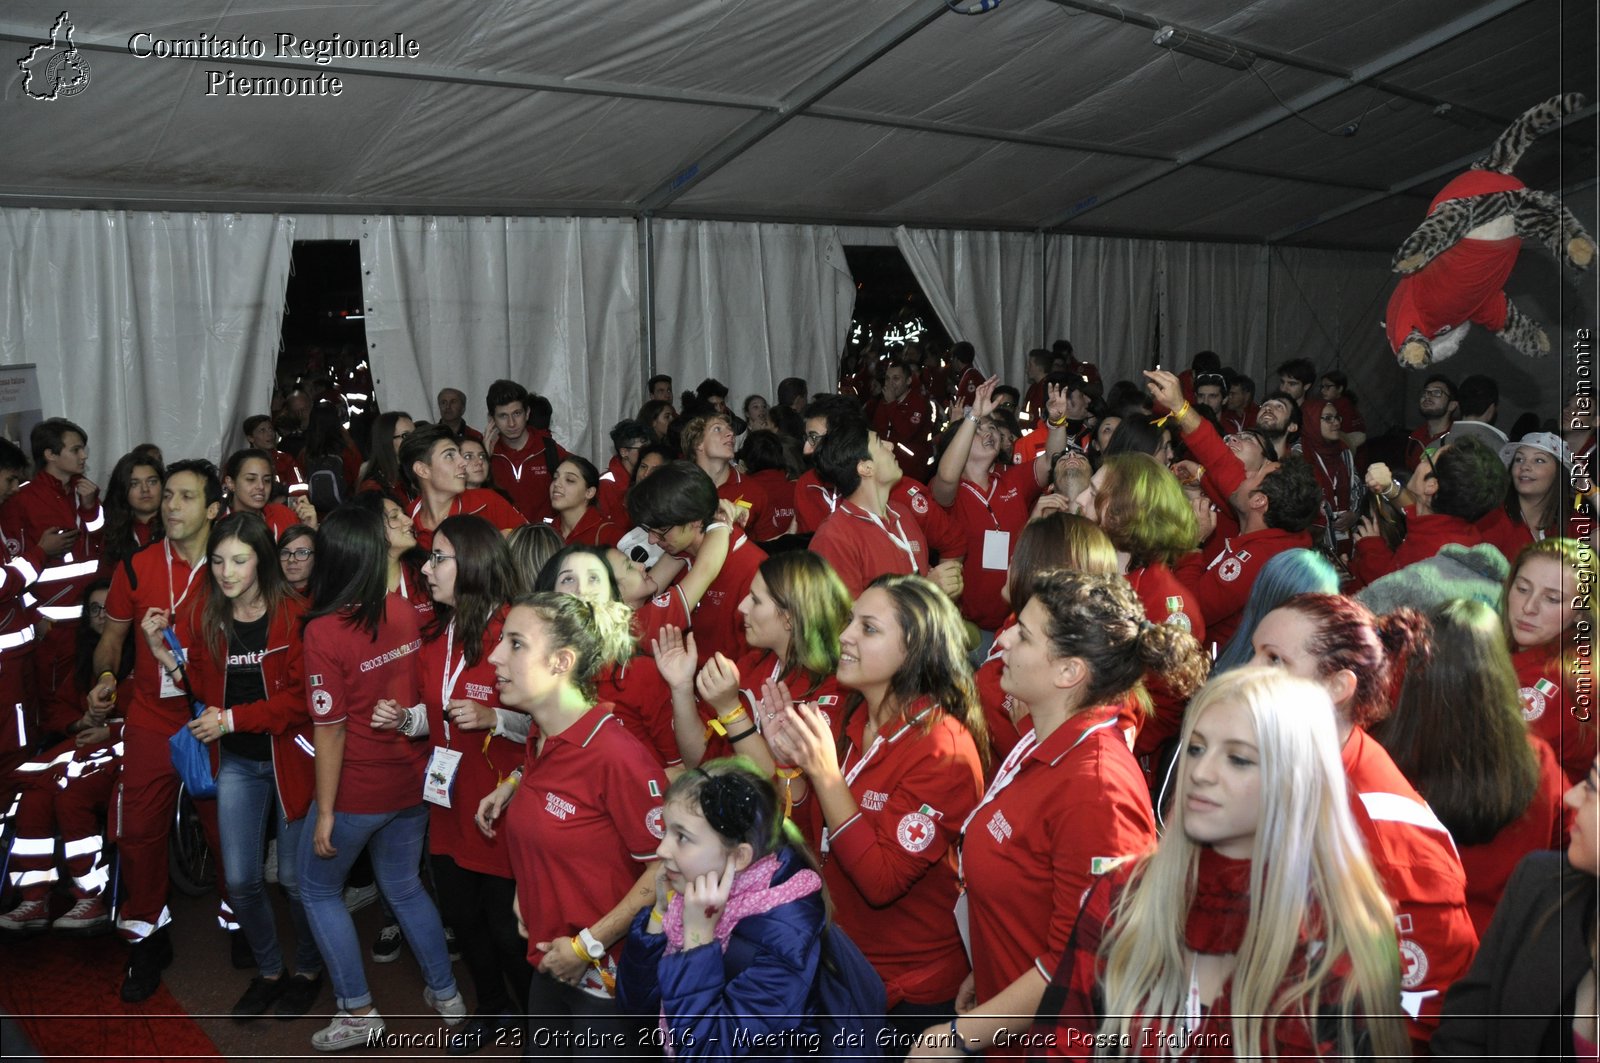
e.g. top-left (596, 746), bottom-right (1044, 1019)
top-left (918, 571), bottom-right (1206, 1056)
top-left (1028, 668), bottom-right (1409, 1060)
top-left (548, 456), bottom-right (622, 548)
top-left (1373, 598), bottom-right (1569, 936)
top-left (1249, 593), bottom-right (1479, 1049)
top-left (475, 592), bottom-right (668, 1054)
top-left (767, 574), bottom-right (987, 1040)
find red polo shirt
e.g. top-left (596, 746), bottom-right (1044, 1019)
top-left (104, 539), bottom-right (206, 735)
top-left (685, 529), bottom-right (766, 666)
top-left (1406, 423), bottom-right (1453, 468)
top-left (1350, 513), bottom-right (1483, 587)
top-left (746, 468), bottom-right (796, 541)
top-left (943, 463), bottom-right (1042, 631)
top-left (598, 657), bottom-right (679, 769)
top-left (697, 650), bottom-right (847, 764)
top-left (408, 488), bottom-right (528, 553)
top-left (973, 616), bottom-right (1027, 764)
top-left (810, 498), bottom-right (929, 599)
top-left (504, 703), bottom-right (666, 980)
top-left (1514, 643), bottom-right (1596, 785)
top-left (1173, 527), bottom-right (1313, 650)
top-left (491, 429), bottom-right (566, 523)
top-left (554, 507), bottom-right (621, 548)
top-left (960, 707), bottom-right (1156, 1002)
top-left (793, 471), bottom-right (964, 563)
top-left (792, 469), bottom-right (833, 534)
top-left (305, 594), bottom-right (429, 815)
top-left (1126, 564), bottom-right (1206, 760)
top-left (1457, 735), bottom-right (1569, 936)
top-left (420, 612), bottom-right (524, 878)
top-left (1342, 727), bottom-right (1478, 1043)
top-left (1219, 404), bottom-right (1257, 435)
top-left (632, 586), bottom-right (690, 655)
top-left (823, 700), bottom-right (983, 1007)
top-left (596, 456), bottom-right (632, 528)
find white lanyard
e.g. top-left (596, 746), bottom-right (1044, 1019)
top-left (956, 715), bottom-right (1117, 883)
top-left (853, 502), bottom-right (920, 572)
top-left (440, 619), bottom-right (468, 746)
top-left (959, 477), bottom-right (1002, 530)
top-left (842, 708), bottom-right (930, 787)
top-left (164, 539), bottom-right (205, 614)
top-left (1311, 450), bottom-right (1348, 509)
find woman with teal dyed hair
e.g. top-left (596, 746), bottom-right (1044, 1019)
top-left (1213, 548), bottom-right (1341, 673)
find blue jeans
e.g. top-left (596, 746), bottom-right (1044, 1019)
top-left (298, 801), bottom-right (458, 1011)
top-left (216, 750), bottom-right (321, 978)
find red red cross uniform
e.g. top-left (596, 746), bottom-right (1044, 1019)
top-left (491, 430), bottom-right (567, 524)
top-left (408, 488), bottom-right (528, 553)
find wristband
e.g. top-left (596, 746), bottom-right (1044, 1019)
top-left (704, 708), bottom-right (748, 740)
top-left (1385, 480), bottom-right (1401, 500)
top-left (704, 521), bottom-right (730, 534)
top-left (963, 410), bottom-right (978, 423)
top-left (99, 670), bottom-right (116, 685)
top-left (216, 709), bottom-right (229, 736)
top-left (1047, 414), bottom-right (1068, 427)
top-left (570, 935), bottom-right (591, 962)
top-left (951, 1017), bottom-right (981, 1056)
top-left (226, 709), bottom-right (236, 734)
top-left (725, 724), bottom-right (758, 744)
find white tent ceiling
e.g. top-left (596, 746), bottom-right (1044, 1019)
top-left (2, 0), bottom-right (1593, 250)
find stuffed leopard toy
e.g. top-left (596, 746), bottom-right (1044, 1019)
top-left (1385, 93), bottom-right (1595, 368)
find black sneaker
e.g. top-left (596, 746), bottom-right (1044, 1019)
top-left (231, 975), bottom-right (285, 1020)
top-left (275, 972), bottom-right (324, 1019)
top-left (120, 928), bottom-right (174, 1003)
top-left (230, 929), bottom-right (254, 969)
top-left (371, 921), bottom-right (403, 963)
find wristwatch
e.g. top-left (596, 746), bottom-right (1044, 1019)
top-left (577, 927), bottom-right (605, 960)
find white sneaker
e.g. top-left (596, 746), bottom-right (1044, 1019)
top-left (342, 883), bottom-right (378, 913)
top-left (423, 987), bottom-right (467, 1026)
top-left (264, 839), bottom-right (279, 885)
top-left (52, 895), bottom-right (110, 933)
top-left (0, 897), bottom-right (49, 932)
top-left (311, 1009), bottom-right (385, 1051)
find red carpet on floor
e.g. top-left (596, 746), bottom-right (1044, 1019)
top-left (0, 933), bottom-right (222, 1061)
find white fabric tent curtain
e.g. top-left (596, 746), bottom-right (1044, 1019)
top-left (1267, 246), bottom-right (1396, 429)
top-left (361, 215), bottom-right (641, 461)
top-left (651, 220), bottom-right (856, 418)
top-left (1043, 234), bottom-right (1162, 384)
top-left (893, 227), bottom-right (1041, 385)
top-left (1160, 242), bottom-right (1271, 383)
top-left (0, 208), bottom-right (294, 472)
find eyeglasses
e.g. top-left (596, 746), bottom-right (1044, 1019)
top-left (1320, 413), bottom-right (1342, 423)
top-left (428, 551), bottom-right (456, 566)
top-left (279, 548), bottom-right (314, 562)
top-left (86, 602), bottom-right (107, 616)
top-left (804, 431), bottom-right (824, 446)
top-left (1421, 387), bottom-right (1451, 399)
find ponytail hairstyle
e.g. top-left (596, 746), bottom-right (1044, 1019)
top-left (533, 544), bottom-right (636, 667)
top-left (554, 456), bottom-right (602, 507)
top-left (1098, 668), bottom-right (1407, 1061)
top-left (424, 514), bottom-right (521, 667)
top-left (508, 591), bottom-right (613, 701)
top-left (1273, 594), bottom-right (1428, 729)
top-left (1373, 599), bottom-right (1538, 846)
top-left (666, 756), bottom-right (823, 886)
top-left (846, 574), bottom-right (990, 766)
top-left (1029, 570), bottom-right (1209, 709)
top-left (200, 512), bottom-right (292, 664)
top-left (757, 552), bottom-right (851, 693)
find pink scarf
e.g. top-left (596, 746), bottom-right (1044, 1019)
top-left (658, 853), bottom-right (822, 1057)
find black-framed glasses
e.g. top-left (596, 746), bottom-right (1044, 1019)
top-left (86, 602), bottom-right (108, 616)
top-left (279, 548), bottom-right (314, 562)
top-left (428, 551), bottom-right (456, 566)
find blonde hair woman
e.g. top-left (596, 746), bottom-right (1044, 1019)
top-left (1028, 668), bottom-right (1408, 1059)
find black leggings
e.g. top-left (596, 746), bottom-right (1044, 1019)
top-left (428, 854), bottom-right (531, 1017)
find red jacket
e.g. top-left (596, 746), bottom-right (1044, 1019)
top-left (866, 392), bottom-right (939, 482)
top-left (0, 473), bottom-right (103, 624)
top-left (181, 592), bottom-right (316, 822)
top-left (1477, 507), bottom-right (1591, 566)
top-left (596, 455), bottom-right (632, 528)
top-left (1181, 415), bottom-right (1247, 549)
top-left (1456, 736), bottom-right (1570, 936)
top-left (1350, 513), bottom-right (1483, 587)
top-left (1174, 527), bottom-right (1313, 651)
top-left (1514, 643), bottom-right (1597, 785)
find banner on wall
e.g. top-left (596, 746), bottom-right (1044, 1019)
top-left (0, 364), bottom-right (43, 448)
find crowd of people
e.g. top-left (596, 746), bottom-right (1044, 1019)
top-left (0, 340), bottom-right (1595, 1059)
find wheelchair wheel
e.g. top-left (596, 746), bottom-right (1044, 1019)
top-left (168, 785), bottom-right (215, 897)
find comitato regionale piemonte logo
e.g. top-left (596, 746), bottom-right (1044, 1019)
top-left (19, 11), bottom-right (91, 100)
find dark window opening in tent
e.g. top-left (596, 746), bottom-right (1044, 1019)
top-left (842, 246), bottom-right (950, 397)
top-left (274, 240), bottom-right (374, 451)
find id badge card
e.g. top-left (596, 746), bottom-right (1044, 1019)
top-left (954, 890), bottom-right (973, 964)
top-left (159, 667), bottom-right (184, 701)
top-left (981, 529), bottom-right (1011, 571)
top-left (423, 747), bottom-right (463, 807)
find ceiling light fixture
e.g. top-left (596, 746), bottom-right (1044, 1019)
top-left (1153, 25), bottom-right (1256, 70)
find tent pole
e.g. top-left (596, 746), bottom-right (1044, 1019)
top-left (639, 213), bottom-right (657, 390)
top-left (1036, 230), bottom-right (1047, 348)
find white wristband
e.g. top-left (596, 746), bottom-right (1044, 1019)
top-left (705, 521), bottom-right (730, 533)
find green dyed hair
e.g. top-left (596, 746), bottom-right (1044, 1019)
top-left (758, 552), bottom-right (852, 694)
top-left (1095, 452), bottom-right (1198, 569)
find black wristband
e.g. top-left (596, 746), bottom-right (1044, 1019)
top-left (725, 725), bottom-right (758, 744)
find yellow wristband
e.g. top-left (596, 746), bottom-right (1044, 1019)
top-left (570, 935), bottom-right (590, 962)
top-left (703, 709), bottom-right (748, 740)
top-left (1047, 414), bottom-right (1068, 427)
